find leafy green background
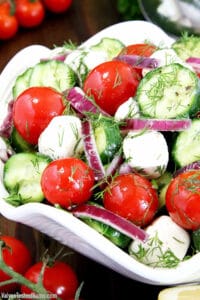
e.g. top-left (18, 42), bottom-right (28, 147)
top-left (116, 0), bottom-right (144, 20)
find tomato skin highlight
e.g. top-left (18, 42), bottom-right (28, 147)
top-left (166, 170), bottom-right (200, 230)
top-left (16, 0), bottom-right (45, 28)
top-left (83, 60), bottom-right (139, 115)
top-left (41, 158), bottom-right (95, 209)
top-left (43, 0), bottom-right (72, 13)
top-left (21, 261), bottom-right (79, 299)
top-left (0, 235), bottom-right (32, 292)
top-left (103, 173), bottom-right (159, 227)
top-left (13, 87), bottom-right (65, 145)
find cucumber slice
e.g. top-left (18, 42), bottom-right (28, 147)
top-left (136, 63), bottom-right (200, 119)
top-left (172, 119), bottom-right (200, 167)
top-left (10, 127), bottom-right (35, 153)
top-left (90, 37), bottom-right (125, 59)
top-left (172, 35), bottom-right (200, 61)
top-left (12, 67), bottom-right (33, 99)
top-left (92, 116), bottom-right (122, 165)
top-left (29, 60), bottom-right (76, 92)
top-left (3, 152), bottom-right (51, 205)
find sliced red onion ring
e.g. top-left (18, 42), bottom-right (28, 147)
top-left (81, 119), bottom-right (105, 181)
top-left (114, 54), bottom-right (159, 69)
top-left (120, 118), bottom-right (191, 133)
top-left (66, 87), bottom-right (110, 117)
top-left (0, 100), bottom-right (14, 138)
top-left (186, 57), bottom-right (200, 73)
top-left (173, 161), bottom-right (200, 177)
top-left (118, 162), bottom-right (133, 174)
top-left (105, 153), bottom-right (123, 177)
top-left (73, 204), bottom-right (148, 242)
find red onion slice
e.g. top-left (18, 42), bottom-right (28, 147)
top-left (173, 160), bottom-right (200, 177)
top-left (120, 118), bottom-right (191, 132)
top-left (114, 54), bottom-right (159, 69)
top-left (186, 57), bottom-right (200, 73)
top-left (105, 153), bottom-right (123, 177)
top-left (73, 204), bottom-right (148, 242)
top-left (81, 119), bottom-right (105, 181)
top-left (66, 87), bottom-right (110, 117)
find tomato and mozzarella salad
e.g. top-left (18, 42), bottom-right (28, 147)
top-left (1, 33), bottom-right (200, 269)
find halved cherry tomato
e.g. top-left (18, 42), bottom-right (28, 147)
top-left (42, 0), bottom-right (72, 13)
top-left (41, 157), bottom-right (95, 209)
top-left (119, 43), bottom-right (157, 77)
top-left (83, 60), bottom-right (139, 115)
top-left (0, 235), bottom-right (32, 292)
top-left (13, 87), bottom-right (66, 145)
top-left (166, 169), bottom-right (200, 230)
top-left (0, 2), bottom-right (18, 40)
top-left (103, 173), bottom-right (159, 227)
top-left (15, 0), bottom-right (45, 28)
top-left (21, 261), bottom-right (79, 299)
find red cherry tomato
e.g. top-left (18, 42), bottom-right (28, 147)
top-left (15, 0), bottom-right (45, 28)
top-left (13, 87), bottom-right (65, 145)
top-left (41, 157), bottom-right (95, 209)
top-left (0, 235), bottom-right (32, 292)
top-left (103, 173), bottom-right (159, 227)
top-left (83, 60), bottom-right (140, 115)
top-left (21, 261), bottom-right (79, 299)
top-left (119, 43), bottom-right (157, 77)
top-left (0, 2), bottom-right (18, 40)
top-left (43, 0), bottom-right (72, 13)
top-left (166, 169), bottom-right (200, 230)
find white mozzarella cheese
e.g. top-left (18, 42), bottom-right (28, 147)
top-left (122, 130), bottom-right (169, 178)
top-left (38, 115), bottom-right (83, 160)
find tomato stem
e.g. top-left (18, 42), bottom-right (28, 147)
top-left (0, 240), bottom-right (58, 297)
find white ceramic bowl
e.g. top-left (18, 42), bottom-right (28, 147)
top-left (0, 20), bottom-right (200, 286)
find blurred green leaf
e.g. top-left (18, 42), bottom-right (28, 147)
top-left (117, 0), bottom-right (144, 20)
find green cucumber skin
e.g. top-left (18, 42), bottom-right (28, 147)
top-left (172, 119), bottom-right (200, 167)
top-left (90, 37), bottom-right (125, 60)
top-left (93, 117), bottom-right (122, 165)
top-left (10, 127), bottom-right (35, 153)
top-left (12, 60), bottom-right (77, 98)
top-left (136, 63), bottom-right (200, 119)
top-left (3, 152), bottom-right (51, 205)
top-left (172, 36), bottom-right (200, 61)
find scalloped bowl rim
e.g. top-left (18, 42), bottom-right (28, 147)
top-left (0, 20), bottom-right (199, 286)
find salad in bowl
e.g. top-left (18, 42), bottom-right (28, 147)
top-left (0, 20), bottom-right (200, 285)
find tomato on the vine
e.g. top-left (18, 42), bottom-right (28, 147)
top-left (0, 235), bottom-right (32, 292)
top-left (41, 157), bottom-right (95, 209)
top-left (166, 169), bottom-right (200, 230)
top-left (15, 0), bottom-right (45, 28)
top-left (83, 60), bottom-right (140, 115)
top-left (13, 87), bottom-right (66, 145)
top-left (42, 0), bottom-right (72, 13)
top-left (0, 2), bottom-right (18, 40)
top-left (21, 261), bottom-right (79, 299)
top-left (103, 173), bottom-right (159, 227)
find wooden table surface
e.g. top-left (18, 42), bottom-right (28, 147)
top-left (0, 1), bottom-right (166, 299)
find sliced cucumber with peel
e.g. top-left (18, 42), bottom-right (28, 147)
top-left (136, 63), bottom-right (200, 119)
top-left (12, 60), bottom-right (77, 98)
top-left (3, 152), bottom-right (51, 206)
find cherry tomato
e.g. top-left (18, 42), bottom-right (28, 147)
top-left (21, 261), bottom-right (79, 299)
top-left (13, 87), bottom-right (65, 145)
top-left (103, 173), bottom-right (159, 227)
top-left (0, 235), bottom-right (32, 292)
top-left (0, 2), bottom-right (18, 40)
top-left (15, 0), bottom-right (45, 28)
top-left (43, 0), bottom-right (72, 13)
top-left (41, 157), bottom-right (95, 209)
top-left (119, 43), bottom-right (157, 77)
top-left (83, 60), bottom-right (139, 115)
top-left (166, 170), bottom-right (200, 230)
